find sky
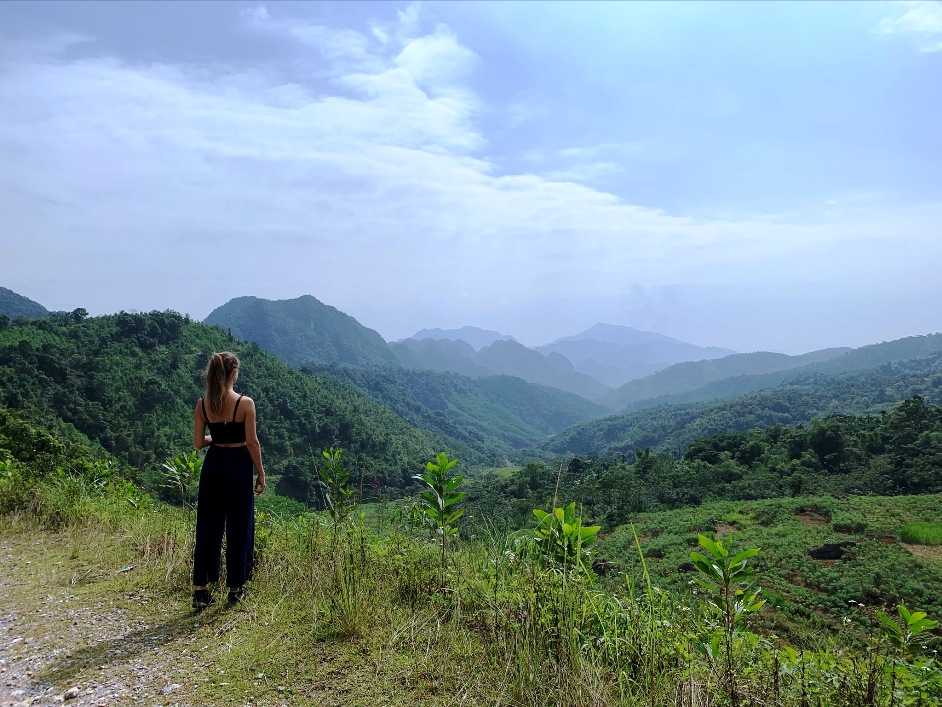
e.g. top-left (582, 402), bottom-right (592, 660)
top-left (0, 1), bottom-right (940, 354)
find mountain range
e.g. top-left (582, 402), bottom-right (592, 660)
top-left (3, 284), bottom-right (942, 505)
top-left (6, 287), bottom-right (942, 422)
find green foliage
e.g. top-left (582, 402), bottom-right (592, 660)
top-left (203, 294), bottom-right (398, 368)
top-left (161, 449), bottom-right (202, 508)
top-left (877, 603), bottom-right (939, 657)
top-left (549, 352), bottom-right (942, 458)
top-left (413, 452), bottom-right (465, 539)
top-left (4, 446), bottom-right (942, 705)
top-left (504, 396), bottom-right (942, 530)
top-left (317, 447), bottom-right (359, 525)
top-left (690, 535), bottom-right (765, 706)
top-left (412, 452), bottom-right (464, 590)
top-left (532, 502), bottom-right (600, 574)
top-left (309, 363), bottom-right (605, 458)
top-left (899, 522), bottom-right (942, 545)
top-left (0, 311), bottom-right (439, 501)
top-left (832, 510), bottom-right (868, 534)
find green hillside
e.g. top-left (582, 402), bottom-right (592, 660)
top-left (597, 493), bottom-right (942, 648)
top-left (310, 364), bottom-right (606, 455)
top-left (546, 352), bottom-right (942, 458)
top-left (622, 333), bottom-right (942, 412)
top-left (0, 311), bottom-right (447, 501)
top-left (0, 285), bottom-right (49, 320)
top-left (601, 347), bottom-right (850, 409)
top-left (204, 295), bottom-right (398, 368)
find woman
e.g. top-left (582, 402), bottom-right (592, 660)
top-left (191, 351), bottom-right (266, 609)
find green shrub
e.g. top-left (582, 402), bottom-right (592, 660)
top-left (722, 510), bottom-right (757, 529)
top-left (832, 511), bottom-right (868, 534)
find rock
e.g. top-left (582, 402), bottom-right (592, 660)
top-left (64, 686), bottom-right (81, 700)
top-left (591, 559), bottom-right (616, 576)
top-left (159, 683), bottom-right (180, 695)
top-left (809, 542), bottom-right (856, 560)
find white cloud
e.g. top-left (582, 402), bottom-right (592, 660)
top-left (877, 1), bottom-right (942, 52)
top-left (0, 14), bottom-right (939, 348)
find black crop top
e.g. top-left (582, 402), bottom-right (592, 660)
top-left (201, 395), bottom-right (247, 445)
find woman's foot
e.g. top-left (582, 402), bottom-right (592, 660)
top-left (192, 588), bottom-right (214, 610)
top-left (227, 586), bottom-right (250, 604)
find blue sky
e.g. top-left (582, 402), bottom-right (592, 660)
top-left (0, 1), bottom-right (939, 353)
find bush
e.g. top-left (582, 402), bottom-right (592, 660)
top-left (832, 511), bottom-right (868, 534)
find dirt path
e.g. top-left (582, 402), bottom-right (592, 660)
top-left (0, 528), bottom-right (210, 707)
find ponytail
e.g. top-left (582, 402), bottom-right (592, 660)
top-left (205, 351), bottom-right (240, 416)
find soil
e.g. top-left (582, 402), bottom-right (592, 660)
top-left (0, 530), bottom-right (211, 707)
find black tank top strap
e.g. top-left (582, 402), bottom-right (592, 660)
top-left (232, 394), bottom-right (244, 422)
top-left (200, 397), bottom-right (208, 422)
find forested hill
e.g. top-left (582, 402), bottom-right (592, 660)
top-left (204, 295), bottom-right (398, 368)
top-left (545, 351), bottom-right (942, 457)
top-left (307, 364), bottom-right (607, 455)
top-left (601, 347), bottom-right (851, 409)
top-left (0, 286), bottom-right (49, 320)
top-left (615, 333), bottom-right (942, 412)
top-left (0, 311), bottom-right (457, 502)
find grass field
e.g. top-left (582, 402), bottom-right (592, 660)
top-left (2, 465), bottom-right (941, 705)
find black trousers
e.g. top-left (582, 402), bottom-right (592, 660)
top-left (192, 445), bottom-right (255, 588)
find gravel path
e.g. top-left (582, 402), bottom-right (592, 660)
top-left (0, 531), bottom-right (205, 707)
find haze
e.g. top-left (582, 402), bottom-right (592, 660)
top-left (1, 1), bottom-right (940, 353)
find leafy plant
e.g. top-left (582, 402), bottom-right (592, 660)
top-left (161, 450), bottom-right (202, 509)
top-left (690, 534), bottom-right (766, 707)
top-left (317, 447), bottom-right (359, 527)
top-left (413, 452), bottom-right (464, 590)
top-left (532, 502), bottom-right (600, 575)
top-left (877, 603), bottom-right (939, 657)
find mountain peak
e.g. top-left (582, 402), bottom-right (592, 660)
top-left (204, 294), bottom-right (397, 367)
top-left (407, 326), bottom-right (517, 351)
top-left (548, 323), bottom-right (684, 347)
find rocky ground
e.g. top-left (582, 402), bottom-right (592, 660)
top-left (0, 530), bottom-right (206, 707)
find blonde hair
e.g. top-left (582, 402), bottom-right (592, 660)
top-left (205, 351), bottom-right (240, 416)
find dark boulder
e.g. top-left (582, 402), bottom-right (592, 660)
top-left (592, 559), bottom-right (616, 576)
top-left (809, 542), bottom-right (856, 560)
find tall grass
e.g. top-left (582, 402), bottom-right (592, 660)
top-left (900, 522), bottom-right (942, 545)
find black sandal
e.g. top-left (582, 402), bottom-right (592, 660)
top-left (192, 588), bottom-right (214, 610)
top-left (227, 587), bottom-right (250, 603)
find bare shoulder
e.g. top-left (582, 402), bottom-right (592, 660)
top-left (238, 395), bottom-right (256, 409)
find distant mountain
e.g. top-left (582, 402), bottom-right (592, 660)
top-left (476, 339), bottom-right (610, 400)
top-left (0, 286), bottom-right (48, 320)
top-left (620, 333), bottom-right (942, 412)
top-left (389, 338), bottom-right (489, 377)
top-left (536, 323), bottom-right (734, 388)
top-left (601, 347), bottom-right (851, 409)
top-left (546, 350), bottom-right (942, 457)
top-left (204, 295), bottom-right (398, 368)
top-left (392, 336), bottom-right (610, 400)
top-left (409, 326), bottom-right (517, 351)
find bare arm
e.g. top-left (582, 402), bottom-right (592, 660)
top-left (244, 398), bottom-right (266, 495)
top-left (193, 401), bottom-right (212, 449)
